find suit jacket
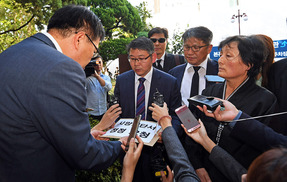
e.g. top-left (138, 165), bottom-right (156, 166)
top-left (168, 58), bottom-right (219, 89)
top-left (162, 127), bottom-right (199, 182)
top-left (114, 68), bottom-right (182, 182)
top-left (189, 78), bottom-right (277, 182)
top-left (267, 58), bottom-right (287, 135)
top-left (153, 53), bottom-right (185, 73)
top-left (209, 146), bottom-right (246, 182)
top-left (114, 68), bottom-right (182, 135)
top-left (230, 112), bottom-right (287, 152)
top-left (0, 33), bottom-right (122, 182)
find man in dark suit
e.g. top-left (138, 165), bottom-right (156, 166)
top-left (114, 37), bottom-right (182, 182)
top-left (148, 27), bottom-right (185, 72)
top-left (169, 26), bottom-right (218, 182)
top-left (0, 5), bottom-right (124, 182)
top-left (267, 58), bottom-right (287, 135)
top-left (169, 26), bottom-right (218, 108)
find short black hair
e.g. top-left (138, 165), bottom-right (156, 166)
top-left (47, 5), bottom-right (105, 41)
top-left (218, 35), bottom-right (265, 79)
top-left (127, 37), bottom-right (154, 55)
top-left (182, 26), bottom-right (213, 45)
top-left (148, 27), bottom-right (169, 38)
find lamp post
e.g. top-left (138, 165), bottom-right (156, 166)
top-left (231, 9), bottom-right (248, 35)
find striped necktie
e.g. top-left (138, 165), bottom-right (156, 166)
top-left (136, 78), bottom-right (146, 120)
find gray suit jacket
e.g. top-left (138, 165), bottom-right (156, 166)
top-left (162, 126), bottom-right (199, 182)
top-left (0, 33), bottom-right (122, 182)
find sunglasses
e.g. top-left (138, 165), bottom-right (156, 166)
top-left (150, 38), bottom-right (166, 43)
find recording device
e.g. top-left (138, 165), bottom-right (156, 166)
top-left (151, 144), bottom-right (168, 178)
top-left (175, 105), bottom-right (200, 132)
top-left (84, 62), bottom-right (95, 77)
top-left (153, 88), bottom-right (164, 107)
top-left (108, 96), bottom-right (119, 108)
top-left (84, 60), bottom-right (101, 77)
top-left (151, 89), bottom-right (167, 177)
top-left (125, 115), bottom-right (141, 151)
top-left (188, 95), bottom-right (224, 112)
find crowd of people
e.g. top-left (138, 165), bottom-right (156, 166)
top-left (1, 4), bottom-right (287, 182)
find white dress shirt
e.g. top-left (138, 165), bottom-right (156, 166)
top-left (134, 67), bottom-right (153, 118)
top-left (181, 58), bottom-right (208, 106)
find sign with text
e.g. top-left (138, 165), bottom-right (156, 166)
top-left (209, 39), bottom-right (287, 61)
top-left (101, 118), bottom-right (161, 146)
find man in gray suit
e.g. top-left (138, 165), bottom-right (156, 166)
top-left (0, 5), bottom-right (125, 182)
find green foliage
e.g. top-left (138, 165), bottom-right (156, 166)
top-left (0, 0), bottom-right (37, 52)
top-left (14, 0), bottom-right (88, 30)
top-left (75, 116), bottom-right (122, 182)
top-left (169, 28), bottom-right (184, 54)
top-left (135, 1), bottom-right (152, 32)
top-left (91, 0), bottom-right (142, 38)
top-left (0, 0), bottom-right (87, 52)
top-left (99, 37), bottom-right (134, 62)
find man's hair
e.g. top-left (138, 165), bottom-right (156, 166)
top-left (182, 26), bottom-right (213, 45)
top-left (126, 37), bottom-right (154, 55)
top-left (148, 27), bottom-right (169, 38)
top-left (218, 35), bottom-right (265, 79)
top-left (47, 5), bottom-right (105, 41)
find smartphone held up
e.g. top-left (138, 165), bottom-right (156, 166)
top-left (175, 105), bottom-right (200, 133)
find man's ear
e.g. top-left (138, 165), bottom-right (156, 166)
top-left (151, 52), bottom-right (157, 63)
top-left (73, 31), bottom-right (85, 50)
top-left (207, 44), bottom-right (213, 54)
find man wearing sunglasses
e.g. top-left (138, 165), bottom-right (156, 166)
top-left (169, 26), bottom-right (219, 182)
top-left (148, 27), bottom-right (185, 72)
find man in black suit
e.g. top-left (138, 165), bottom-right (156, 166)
top-left (148, 27), bottom-right (185, 72)
top-left (169, 26), bottom-right (218, 182)
top-left (169, 26), bottom-right (218, 109)
top-left (267, 58), bottom-right (287, 135)
top-left (114, 37), bottom-right (182, 182)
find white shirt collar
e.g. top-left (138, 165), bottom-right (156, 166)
top-left (157, 52), bottom-right (166, 61)
top-left (186, 57), bottom-right (208, 71)
top-left (42, 32), bottom-right (63, 53)
top-left (135, 67), bottom-right (153, 83)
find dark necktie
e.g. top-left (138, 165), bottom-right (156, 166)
top-left (190, 66), bottom-right (200, 97)
top-left (136, 78), bottom-right (146, 120)
top-left (156, 59), bottom-right (163, 70)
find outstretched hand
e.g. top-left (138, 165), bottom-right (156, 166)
top-left (197, 98), bottom-right (239, 122)
top-left (121, 136), bottom-right (144, 182)
top-left (92, 104), bottom-right (122, 131)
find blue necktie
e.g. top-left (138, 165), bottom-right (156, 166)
top-left (136, 78), bottom-right (146, 120)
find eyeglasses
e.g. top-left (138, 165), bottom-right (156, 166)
top-left (85, 33), bottom-right (100, 59)
top-left (183, 44), bottom-right (209, 52)
top-left (150, 38), bottom-right (166, 43)
top-left (128, 54), bottom-right (152, 63)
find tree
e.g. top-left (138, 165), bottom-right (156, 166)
top-left (99, 37), bottom-right (134, 61)
top-left (0, 0), bottom-right (87, 52)
top-left (0, 0), bottom-right (37, 52)
top-left (90, 0), bottom-right (143, 39)
top-left (135, 1), bottom-right (152, 32)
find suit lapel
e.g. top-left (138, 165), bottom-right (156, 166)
top-left (147, 69), bottom-right (161, 121)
